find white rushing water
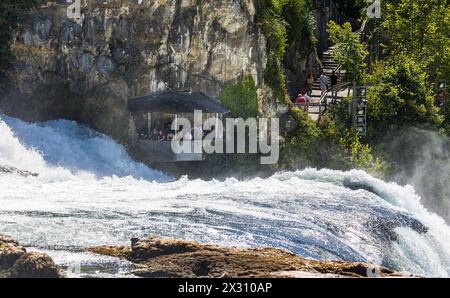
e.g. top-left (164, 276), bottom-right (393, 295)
top-left (1, 115), bottom-right (450, 277)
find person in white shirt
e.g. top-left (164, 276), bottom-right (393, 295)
top-left (319, 72), bottom-right (329, 95)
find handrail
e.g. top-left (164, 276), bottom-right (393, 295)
top-left (355, 20), bottom-right (366, 35)
top-left (315, 20), bottom-right (367, 119)
top-left (319, 82), bottom-right (351, 115)
top-left (332, 21), bottom-right (366, 74)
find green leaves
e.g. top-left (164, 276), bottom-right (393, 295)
top-left (256, 0), bottom-right (316, 102)
top-left (380, 0), bottom-right (449, 84)
top-left (327, 21), bottom-right (368, 83)
top-left (220, 76), bottom-right (259, 119)
top-left (367, 55), bottom-right (443, 131)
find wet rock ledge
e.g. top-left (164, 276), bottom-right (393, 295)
top-left (0, 234), bottom-right (60, 278)
top-left (89, 236), bottom-right (402, 278)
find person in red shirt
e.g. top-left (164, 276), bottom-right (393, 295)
top-left (295, 93), bottom-right (306, 104)
top-left (295, 91), bottom-right (310, 112)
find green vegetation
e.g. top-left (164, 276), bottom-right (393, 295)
top-left (279, 104), bottom-right (386, 176)
top-left (363, 0), bottom-right (449, 137)
top-left (0, 0), bottom-right (41, 77)
top-left (366, 55), bottom-right (443, 137)
top-left (220, 76), bottom-right (259, 119)
top-left (379, 0), bottom-right (449, 83)
top-left (256, 0), bottom-right (316, 103)
top-left (327, 21), bottom-right (368, 83)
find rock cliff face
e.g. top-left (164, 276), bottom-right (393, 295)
top-left (1, 0), bottom-right (267, 142)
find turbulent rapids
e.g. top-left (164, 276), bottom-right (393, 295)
top-left (1, 115), bottom-right (450, 277)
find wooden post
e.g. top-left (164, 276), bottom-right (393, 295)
top-left (352, 82), bottom-right (357, 132)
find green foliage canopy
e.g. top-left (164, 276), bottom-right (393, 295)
top-left (327, 21), bottom-right (368, 83)
top-left (220, 76), bottom-right (259, 119)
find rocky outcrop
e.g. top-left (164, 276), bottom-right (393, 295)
top-left (1, 0), bottom-right (269, 143)
top-left (0, 234), bottom-right (60, 278)
top-left (89, 236), bottom-right (403, 278)
top-left (0, 165), bottom-right (38, 177)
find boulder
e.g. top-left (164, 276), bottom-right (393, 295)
top-left (90, 236), bottom-right (403, 278)
top-left (0, 235), bottom-right (26, 270)
top-left (0, 234), bottom-right (60, 278)
top-left (8, 253), bottom-right (60, 278)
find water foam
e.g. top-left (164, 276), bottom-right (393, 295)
top-left (0, 115), bottom-right (169, 181)
top-left (1, 115), bottom-right (450, 277)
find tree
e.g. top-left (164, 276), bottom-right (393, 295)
top-left (327, 21), bottom-right (368, 83)
top-left (256, 0), bottom-right (316, 103)
top-left (380, 0), bottom-right (450, 83)
top-left (364, 0), bottom-right (449, 134)
top-left (366, 54), bottom-right (442, 133)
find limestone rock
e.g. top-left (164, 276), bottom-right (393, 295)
top-left (90, 236), bottom-right (403, 278)
top-left (0, 239), bottom-right (26, 270)
top-left (0, 234), bottom-right (61, 278)
top-left (8, 253), bottom-right (60, 279)
top-left (1, 0), bottom-right (271, 142)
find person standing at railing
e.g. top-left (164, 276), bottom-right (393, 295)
top-left (306, 73), bottom-right (315, 96)
top-left (319, 72), bottom-right (329, 95)
top-left (330, 71), bottom-right (338, 102)
top-left (295, 91), bottom-right (310, 112)
top-left (330, 71), bottom-right (338, 87)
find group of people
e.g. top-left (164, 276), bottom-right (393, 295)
top-left (315, 71), bottom-right (339, 95)
top-left (140, 125), bottom-right (221, 143)
top-left (140, 127), bottom-right (194, 142)
top-left (294, 71), bottom-right (339, 110)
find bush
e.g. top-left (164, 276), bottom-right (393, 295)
top-left (366, 54), bottom-right (443, 137)
top-left (220, 76), bottom-right (259, 119)
top-left (327, 21), bottom-right (368, 83)
top-left (256, 0), bottom-right (316, 102)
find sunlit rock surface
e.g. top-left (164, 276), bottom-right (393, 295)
top-left (1, 0), bottom-right (267, 141)
top-left (0, 234), bottom-right (60, 278)
top-left (89, 236), bottom-right (403, 278)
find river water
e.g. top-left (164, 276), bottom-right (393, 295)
top-left (1, 115), bottom-right (449, 277)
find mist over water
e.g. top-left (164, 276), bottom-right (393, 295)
top-left (0, 115), bottom-right (169, 181)
top-left (1, 115), bottom-right (450, 277)
top-left (381, 127), bottom-right (450, 222)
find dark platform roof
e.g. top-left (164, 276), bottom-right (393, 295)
top-left (128, 91), bottom-right (230, 114)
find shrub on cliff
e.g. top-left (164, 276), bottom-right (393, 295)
top-left (366, 55), bottom-right (443, 138)
top-left (256, 0), bottom-right (316, 103)
top-left (220, 76), bottom-right (259, 119)
top-left (327, 21), bottom-right (368, 84)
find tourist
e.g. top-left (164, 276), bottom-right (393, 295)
top-left (157, 130), bottom-right (166, 143)
top-left (296, 92), bottom-right (310, 112)
top-left (319, 72), bottom-right (329, 95)
top-left (295, 92), bottom-right (306, 104)
top-left (330, 71), bottom-right (338, 102)
top-left (330, 71), bottom-right (338, 88)
top-left (306, 73), bottom-right (315, 96)
top-left (167, 131), bottom-right (174, 141)
top-left (150, 128), bottom-right (159, 140)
